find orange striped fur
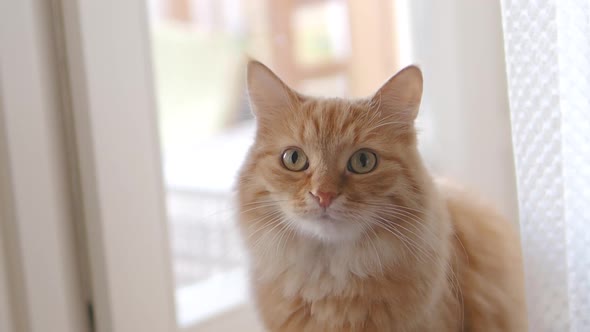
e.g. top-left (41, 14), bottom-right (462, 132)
top-left (237, 61), bottom-right (527, 331)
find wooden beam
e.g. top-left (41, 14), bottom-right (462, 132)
top-left (347, 0), bottom-right (398, 97)
top-left (267, 0), bottom-right (298, 86)
top-left (295, 60), bottom-right (349, 81)
top-left (167, 0), bottom-right (191, 22)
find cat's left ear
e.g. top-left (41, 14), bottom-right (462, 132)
top-left (371, 65), bottom-right (423, 122)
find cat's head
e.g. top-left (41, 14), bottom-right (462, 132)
top-left (239, 60), bottom-right (427, 243)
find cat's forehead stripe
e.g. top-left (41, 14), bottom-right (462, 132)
top-left (298, 98), bottom-right (367, 146)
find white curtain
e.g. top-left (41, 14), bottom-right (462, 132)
top-left (501, 1), bottom-right (590, 331)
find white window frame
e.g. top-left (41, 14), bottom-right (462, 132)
top-left (57, 0), bottom-right (177, 331)
top-left (0, 0), bottom-right (88, 331)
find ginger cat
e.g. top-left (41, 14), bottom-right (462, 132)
top-left (237, 60), bottom-right (527, 331)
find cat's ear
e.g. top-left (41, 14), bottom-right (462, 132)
top-left (371, 65), bottom-right (423, 122)
top-left (246, 60), bottom-right (299, 119)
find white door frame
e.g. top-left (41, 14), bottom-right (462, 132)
top-left (0, 0), bottom-right (88, 331)
top-left (57, 0), bottom-right (177, 331)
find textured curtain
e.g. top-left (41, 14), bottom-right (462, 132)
top-left (500, 1), bottom-right (590, 331)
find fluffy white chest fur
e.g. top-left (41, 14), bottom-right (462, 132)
top-left (252, 231), bottom-right (407, 302)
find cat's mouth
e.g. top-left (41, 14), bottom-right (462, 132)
top-left (313, 208), bottom-right (350, 224)
top-left (312, 207), bottom-right (341, 223)
top-left (286, 203), bottom-right (366, 242)
top-left (318, 210), bottom-right (333, 220)
top-left (295, 213), bottom-right (364, 242)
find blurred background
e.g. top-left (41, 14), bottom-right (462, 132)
top-left (145, 0), bottom-right (517, 330)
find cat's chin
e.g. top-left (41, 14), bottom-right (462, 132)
top-left (292, 216), bottom-right (365, 243)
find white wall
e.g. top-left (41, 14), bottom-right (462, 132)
top-left (405, 0), bottom-right (519, 222)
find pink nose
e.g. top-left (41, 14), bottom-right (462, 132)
top-left (311, 191), bottom-right (338, 208)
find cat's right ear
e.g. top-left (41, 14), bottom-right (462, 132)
top-left (246, 60), bottom-right (299, 119)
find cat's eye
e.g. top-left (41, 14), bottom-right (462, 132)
top-left (347, 150), bottom-right (377, 174)
top-left (281, 147), bottom-right (309, 172)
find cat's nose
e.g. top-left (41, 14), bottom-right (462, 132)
top-left (310, 191), bottom-right (338, 208)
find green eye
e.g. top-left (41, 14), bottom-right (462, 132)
top-left (282, 147), bottom-right (309, 171)
top-left (347, 150), bottom-right (377, 174)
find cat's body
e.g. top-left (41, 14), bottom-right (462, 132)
top-left (237, 61), bottom-right (527, 331)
